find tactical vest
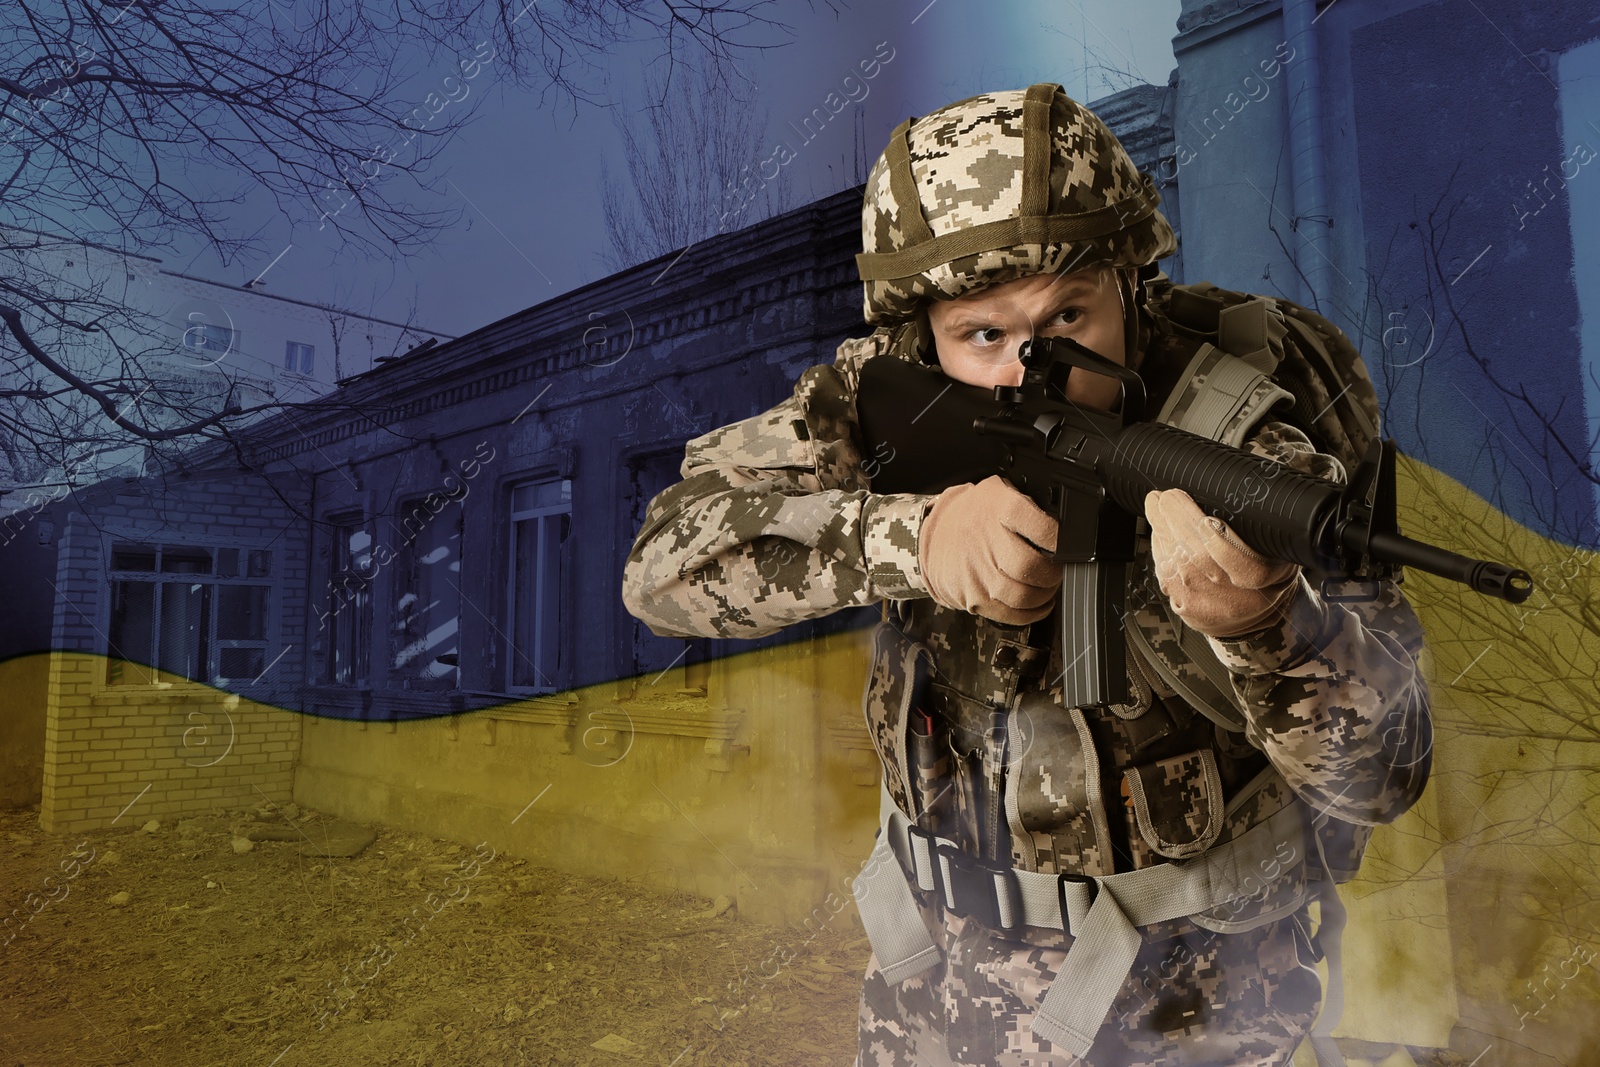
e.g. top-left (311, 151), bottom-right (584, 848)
top-left (841, 279), bottom-right (1379, 1064)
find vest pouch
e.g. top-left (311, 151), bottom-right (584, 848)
top-left (862, 620), bottom-right (934, 819)
top-left (1001, 693), bottom-right (1114, 877)
top-left (1122, 748), bottom-right (1225, 861)
top-left (1189, 767), bottom-right (1313, 934)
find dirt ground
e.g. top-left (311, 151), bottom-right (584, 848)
top-left (0, 803), bottom-right (870, 1067)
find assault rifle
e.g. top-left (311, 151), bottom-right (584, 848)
top-left (855, 336), bottom-right (1532, 708)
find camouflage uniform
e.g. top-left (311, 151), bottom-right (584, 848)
top-left (622, 85), bottom-right (1432, 1066)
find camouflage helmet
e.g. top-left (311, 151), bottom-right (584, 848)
top-left (856, 83), bottom-right (1177, 326)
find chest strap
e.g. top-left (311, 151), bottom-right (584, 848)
top-left (852, 787), bottom-right (1342, 1062)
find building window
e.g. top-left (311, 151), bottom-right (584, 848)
top-left (105, 543), bottom-right (273, 687)
top-left (388, 499), bottom-right (462, 690)
top-left (322, 517), bottom-right (373, 685)
top-left (181, 320), bottom-right (237, 353)
top-left (507, 478), bottom-right (570, 694)
top-left (285, 341), bottom-right (315, 374)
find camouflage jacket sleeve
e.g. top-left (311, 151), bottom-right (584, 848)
top-left (1203, 421), bottom-right (1433, 827)
top-left (621, 334), bottom-right (935, 640)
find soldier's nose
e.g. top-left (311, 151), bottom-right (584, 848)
top-left (1002, 356), bottom-right (1026, 387)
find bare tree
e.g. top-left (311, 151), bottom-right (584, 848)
top-left (0, 0), bottom-right (794, 493)
top-left (599, 58), bottom-right (792, 271)
top-left (1328, 180), bottom-right (1600, 1063)
top-left (323, 304), bottom-right (350, 388)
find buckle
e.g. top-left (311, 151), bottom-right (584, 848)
top-left (890, 822), bottom-right (939, 894)
top-left (935, 842), bottom-right (1021, 931)
top-left (1057, 872), bottom-right (1099, 936)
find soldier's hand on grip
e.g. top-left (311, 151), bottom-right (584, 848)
top-left (918, 475), bottom-right (1062, 625)
top-left (1145, 488), bottom-right (1300, 638)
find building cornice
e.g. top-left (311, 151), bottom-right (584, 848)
top-left (1174, 0), bottom-right (1282, 53)
top-left (228, 189), bottom-right (866, 468)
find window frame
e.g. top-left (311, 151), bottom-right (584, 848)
top-left (180, 321), bottom-right (238, 354)
top-left (285, 340), bottom-right (315, 375)
top-left (321, 512), bottom-right (374, 687)
top-left (386, 496), bottom-right (464, 692)
top-left (504, 476), bottom-right (572, 696)
top-left (101, 540), bottom-right (278, 689)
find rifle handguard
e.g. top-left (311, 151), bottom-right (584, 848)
top-left (857, 345), bottom-right (1533, 605)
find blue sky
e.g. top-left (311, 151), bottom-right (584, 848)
top-left (170, 1), bottom-right (1184, 338)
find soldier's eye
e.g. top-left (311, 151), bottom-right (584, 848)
top-left (969, 326), bottom-right (1005, 347)
top-left (1048, 308), bottom-right (1084, 328)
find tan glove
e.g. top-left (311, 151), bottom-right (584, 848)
top-left (1144, 488), bottom-right (1300, 638)
top-left (919, 475), bottom-right (1062, 625)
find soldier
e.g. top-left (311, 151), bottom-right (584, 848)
top-left (623, 84), bottom-right (1431, 1067)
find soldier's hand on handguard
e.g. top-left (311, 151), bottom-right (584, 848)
top-left (919, 475), bottom-right (1062, 625)
top-left (1145, 488), bottom-right (1300, 639)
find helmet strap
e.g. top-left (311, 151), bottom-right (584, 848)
top-left (1116, 267), bottom-right (1142, 372)
top-left (889, 311), bottom-right (936, 365)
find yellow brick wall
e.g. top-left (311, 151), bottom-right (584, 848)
top-left (40, 652), bottom-right (301, 832)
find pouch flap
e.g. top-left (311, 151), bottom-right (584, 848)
top-left (1003, 697), bottom-right (1113, 877)
top-left (1122, 748), bottom-right (1224, 860)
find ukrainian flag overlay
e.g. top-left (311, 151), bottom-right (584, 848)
top-left (3, 1), bottom-right (1599, 1064)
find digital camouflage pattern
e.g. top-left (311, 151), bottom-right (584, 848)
top-left (619, 73), bottom-right (1427, 1061)
top-left (621, 287), bottom-right (1432, 1063)
top-left (865, 620), bottom-right (934, 818)
top-left (622, 331), bottom-right (933, 639)
top-left (855, 84), bottom-right (1178, 325)
top-left (621, 272), bottom-right (1432, 1062)
top-left (857, 902), bottom-right (1324, 1067)
top-left (1122, 748), bottom-right (1224, 861)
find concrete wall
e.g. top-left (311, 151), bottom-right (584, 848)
top-left (293, 629), bottom-right (881, 925)
top-left (3, 225), bottom-right (448, 411)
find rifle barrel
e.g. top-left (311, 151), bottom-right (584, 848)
top-left (1363, 530), bottom-right (1533, 604)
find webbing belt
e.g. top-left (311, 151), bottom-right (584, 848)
top-left (852, 788), bottom-right (1345, 1063)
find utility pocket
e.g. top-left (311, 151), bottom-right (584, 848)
top-left (862, 620), bottom-right (934, 819)
top-left (1122, 748), bottom-right (1225, 861)
top-left (907, 714), bottom-right (952, 831)
top-left (1002, 693), bottom-right (1113, 876)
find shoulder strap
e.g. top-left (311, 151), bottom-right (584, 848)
top-left (1132, 290), bottom-right (1304, 734)
top-left (1133, 282), bottom-right (1389, 735)
top-left (1155, 342), bottom-right (1295, 448)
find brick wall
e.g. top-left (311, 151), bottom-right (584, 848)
top-left (40, 473), bottom-right (309, 832)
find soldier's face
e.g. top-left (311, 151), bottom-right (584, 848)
top-left (926, 267), bottom-right (1127, 408)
